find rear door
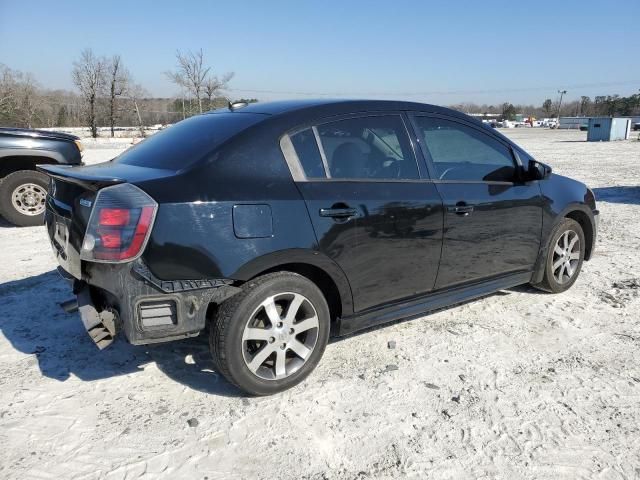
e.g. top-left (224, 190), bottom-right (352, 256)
top-left (409, 114), bottom-right (543, 289)
top-left (281, 113), bottom-right (444, 313)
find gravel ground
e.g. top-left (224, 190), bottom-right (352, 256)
top-left (0, 128), bottom-right (639, 479)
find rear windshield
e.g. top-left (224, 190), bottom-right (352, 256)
top-left (114, 112), bottom-right (265, 170)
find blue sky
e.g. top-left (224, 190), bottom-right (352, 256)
top-left (0, 0), bottom-right (638, 105)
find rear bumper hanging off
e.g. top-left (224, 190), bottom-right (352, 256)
top-left (77, 288), bottom-right (118, 349)
top-left (58, 260), bottom-right (241, 348)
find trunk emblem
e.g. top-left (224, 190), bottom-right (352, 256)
top-left (80, 198), bottom-right (93, 208)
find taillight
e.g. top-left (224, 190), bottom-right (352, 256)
top-left (99, 208), bottom-right (130, 226)
top-left (80, 183), bottom-right (158, 263)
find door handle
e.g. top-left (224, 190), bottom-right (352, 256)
top-left (319, 207), bottom-right (358, 219)
top-left (447, 204), bottom-right (474, 216)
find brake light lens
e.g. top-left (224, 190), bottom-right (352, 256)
top-left (99, 208), bottom-right (130, 226)
top-left (80, 183), bottom-right (158, 263)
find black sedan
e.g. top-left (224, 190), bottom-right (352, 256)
top-left (40, 99), bottom-right (599, 395)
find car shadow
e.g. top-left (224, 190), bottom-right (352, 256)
top-left (0, 217), bottom-right (18, 229)
top-left (506, 284), bottom-right (549, 295)
top-left (592, 186), bottom-right (640, 206)
top-left (2, 270), bottom-right (555, 390)
top-left (0, 270), bottom-right (244, 397)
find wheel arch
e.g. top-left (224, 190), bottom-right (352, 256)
top-left (564, 208), bottom-right (594, 261)
top-left (531, 203), bottom-right (596, 284)
top-left (232, 249), bottom-right (354, 324)
top-left (0, 153), bottom-right (60, 179)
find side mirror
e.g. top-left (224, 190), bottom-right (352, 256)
top-left (527, 159), bottom-right (552, 181)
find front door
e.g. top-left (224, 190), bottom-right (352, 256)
top-left (410, 115), bottom-right (543, 289)
top-left (284, 114), bottom-right (444, 312)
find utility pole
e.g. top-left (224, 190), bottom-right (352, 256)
top-left (557, 89), bottom-right (567, 119)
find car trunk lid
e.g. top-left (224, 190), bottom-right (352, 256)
top-left (38, 163), bottom-right (172, 279)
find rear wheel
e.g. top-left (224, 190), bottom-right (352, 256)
top-left (532, 218), bottom-right (585, 293)
top-left (0, 170), bottom-right (49, 227)
top-left (210, 272), bottom-right (330, 395)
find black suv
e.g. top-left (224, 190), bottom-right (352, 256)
top-left (0, 127), bottom-right (83, 226)
top-left (41, 100), bottom-right (599, 395)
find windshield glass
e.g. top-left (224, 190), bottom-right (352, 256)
top-left (114, 112), bottom-right (265, 170)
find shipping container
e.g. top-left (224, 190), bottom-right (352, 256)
top-left (587, 117), bottom-right (631, 141)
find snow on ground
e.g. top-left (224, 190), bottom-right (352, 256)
top-left (0, 129), bottom-right (639, 479)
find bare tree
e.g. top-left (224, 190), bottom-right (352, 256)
top-left (165, 49), bottom-right (209, 114)
top-left (579, 96), bottom-right (591, 116)
top-left (0, 64), bottom-right (18, 121)
top-left (128, 84), bottom-right (149, 138)
top-left (0, 65), bottom-right (41, 128)
top-left (165, 49), bottom-right (233, 115)
top-left (16, 73), bottom-right (40, 128)
top-left (108, 55), bottom-right (130, 137)
top-left (204, 72), bottom-right (234, 108)
top-left (72, 49), bottom-right (106, 137)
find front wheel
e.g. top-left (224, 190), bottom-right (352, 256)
top-left (0, 170), bottom-right (49, 227)
top-left (532, 218), bottom-right (585, 293)
top-left (210, 272), bottom-right (330, 395)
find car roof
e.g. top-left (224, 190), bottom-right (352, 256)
top-left (208, 98), bottom-right (460, 117)
top-left (204, 99), bottom-right (516, 150)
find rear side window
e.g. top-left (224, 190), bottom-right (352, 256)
top-left (288, 115), bottom-right (418, 180)
top-left (115, 113), bottom-right (264, 170)
top-left (289, 128), bottom-right (325, 178)
top-left (414, 116), bottom-right (516, 182)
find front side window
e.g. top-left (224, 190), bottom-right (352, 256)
top-left (289, 115), bottom-right (419, 180)
top-left (413, 117), bottom-right (516, 182)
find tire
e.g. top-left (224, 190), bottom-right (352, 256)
top-left (532, 218), bottom-right (585, 293)
top-left (0, 170), bottom-right (49, 227)
top-left (210, 272), bottom-right (331, 395)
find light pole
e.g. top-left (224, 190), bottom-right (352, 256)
top-left (557, 89), bottom-right (567, 120)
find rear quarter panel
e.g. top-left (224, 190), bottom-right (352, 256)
top-left (139, 120), bottom-right (346, 284)
top-left (143, 198), bottom-right (319, 280)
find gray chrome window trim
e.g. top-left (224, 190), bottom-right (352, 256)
top-left (279, 112), bottom-right (422, 183)
top-left (279, 134), bottom-right (308, 182)
top-left (311, 126), bottom-right (331, 178)
top-left (278, 132), bottom-right (516, 185)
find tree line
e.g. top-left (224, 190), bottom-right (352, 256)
top-left (1, 50), bottom-right (638, 134)
top-left (452, 92), bottom-right (640, 121)
top-left (0, 48), bottom-right (241, 137)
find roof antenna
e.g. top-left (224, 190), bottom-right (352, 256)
top-left (228, 101), bottom-right (248, 111)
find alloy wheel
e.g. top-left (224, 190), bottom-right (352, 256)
top-left (552, 229), bottom-right (581, 284)
top-left (11, 183), bottom-right (47, 216)
top-left (241, 292), bottom-right (320, 381)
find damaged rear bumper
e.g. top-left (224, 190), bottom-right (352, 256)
top-left (77, 288), bottom-right (118, 349)
top-left (59, 261), bottom-right (241, 348)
